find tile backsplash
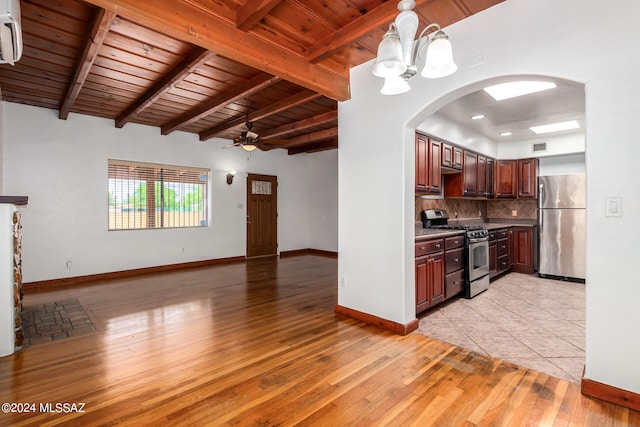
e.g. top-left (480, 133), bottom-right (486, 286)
top-left (415, 197), bottom-right (537, 221)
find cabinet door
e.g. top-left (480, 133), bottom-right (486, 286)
top-left (453, 147), bottom-right (463, 170)
top-left (415, 135), bottom-right (429, 193)
top-left (513, 227), bottom-right (534, 273)
top-left (486, 158), bottom-right (495, 198)
top-left (495, 160), bottom-right (517, 198)
top-left (428, 138), bottom-right (442, 194)
top-left (477, 155), bottom-right (487, 197)
top-left (463, 151), bottom-right (478, 197)
top-left (517, 158), bottom-right (538, 198)
top-left (442, 143), bottom-right (453, 168)
top-left (430, 253), bottom-right (445, 306)
top-left (489, 240), bottom-right (498, 278)
top-left (415, 256), bottom-right (429, 313)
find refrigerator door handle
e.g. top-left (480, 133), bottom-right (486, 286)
top-left (538, 183), bottom-right (544, 231)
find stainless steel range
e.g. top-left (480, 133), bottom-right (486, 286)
top-left (421, 209), bottom-right (490, 298)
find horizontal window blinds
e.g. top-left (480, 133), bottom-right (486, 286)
top-left (108, 159), bottom-right (209, 230)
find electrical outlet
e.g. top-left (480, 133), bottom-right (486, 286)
top-left (511, 210), bottom-right (518, 217)
top-left (339, 276), bottom-right (347, 288)
top-left (65, 258), bottom-right (72, 270)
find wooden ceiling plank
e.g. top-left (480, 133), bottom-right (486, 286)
top-left (236, 0), bottom-right (285, 31)
top-left (306, 0), bottom-right (430, 63)
top-left (81, 0), bottom-right (350, 101)
top-left (161, 74), bottom-right (281, 135)
top-left (283, 127), bottom-right (338, 148)
top-left (59, 8), bottom-right (117, 120)
top-left (199, 89), bottom-right (321, 141)
top-left (115, 48), bottom-right (213, 128)
top-left (261, 110), bottom-right (337, 138)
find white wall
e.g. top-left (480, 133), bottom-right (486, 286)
top-left (339, 0), bottom-right (640, 394)
top-left (539, 154), bottom-right (586, 176)
top-left (417, 112), bottom-right (498, 158)
top-left (498, 133), bottom-right (585, 159)
top-left (2, 103), bottom-right (338, 282)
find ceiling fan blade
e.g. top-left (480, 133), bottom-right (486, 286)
top-left (223, 142), bottom-right (239, 148)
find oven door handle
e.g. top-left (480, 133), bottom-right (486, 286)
top-left (467, 237), bottom-right (489, 244)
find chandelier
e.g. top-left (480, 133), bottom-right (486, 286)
top-left (372, 0), bottom-right (457, 95)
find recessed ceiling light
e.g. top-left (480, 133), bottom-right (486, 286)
top-left (530, 120), bottom-right (580, 134)
top-left (500, 132), bottom-right (513, 137)
top-left (484, 81), bottom-right (557, 101)
top-left (471, 114), bottom-right (485, 120)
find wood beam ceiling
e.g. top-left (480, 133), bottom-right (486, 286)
top-left (283, 127), bottom-right (338, 148)
top-left (161, 74), bottom-right (281, 135)
top-left (59, 9), bottom-right (116, 120)
top-left (199, 89), bottom-right (322, 141)
top-left (116, 48), bottom-right (214, 128)
top-left (235, 0), bottom-right (285, 31)
top-left (260, 110), bottom-right (337, 139)
top-left (80, 0), bottom-right (351, 101)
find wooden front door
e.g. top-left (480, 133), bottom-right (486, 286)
top-left (246, 174), bottom-right (278, 258)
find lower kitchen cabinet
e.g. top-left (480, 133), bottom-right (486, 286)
top-left (513, 226), bottom-right (535, 274)
top-left (415, 238), bottom-right (445, 314)
top-left (444, 235), bottom-right (465, 299)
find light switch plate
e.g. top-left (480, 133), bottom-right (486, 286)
top-left (605, 197), bottom-right (623, 218)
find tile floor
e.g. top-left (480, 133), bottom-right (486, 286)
top-left (417, 273), bottom-right (585, 383)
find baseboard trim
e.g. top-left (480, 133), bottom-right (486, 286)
top-left (334, 305), bottom-right (419, 336)
top-left (23, 256), bottom-right (245, 292)
top-left (280, 249), bottom-right (338, 258)
top-left (581, 376), bottom-right (640, 412)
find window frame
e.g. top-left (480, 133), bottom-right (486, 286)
top-left (108, 159), bottom-right (210, 231)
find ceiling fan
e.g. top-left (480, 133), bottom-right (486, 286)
top-left (223, 122), bottom-right (288, 152)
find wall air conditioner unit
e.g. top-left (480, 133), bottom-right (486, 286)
top-left (0, 0), bottom-right (22, 66)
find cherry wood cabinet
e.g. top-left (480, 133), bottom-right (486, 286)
top-left (486, 158), bottom-right (494, 199)
top-left (444, 235), bottom-right (465, 299)
top-left (494, 160), bottom-right (518, 198)
top-left (477, 155), bottom-right (487, 197)
top-left (415, 238), bottom-right (445, 314)
top-left (489, 228), bottom-right (512, 279)
top-left (444, 150), bottom-right (479, 198)
top-left (494, 158), bottom-right (538, 199)
top-left (415, 134), bottom-right (442, 194)
top-left (442, 143), bottom-right (463, 170)
top-left (513, 226), bottom-right (535, 273)
top-left (517, 158), bottom-right (538, 198)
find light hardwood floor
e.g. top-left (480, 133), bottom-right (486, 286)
top-left (1, 255), bottom-right (638, 426)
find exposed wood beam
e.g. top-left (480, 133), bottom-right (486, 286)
top-left (288, 139), bottom-right (338, 155)
top-left (115, 48), bottom-right (213, 128)
top-left (306, 0), bottom-right (430, 63)
top-left (261, 110), bottom-right (337, 139)
top-left (199, 90), bottom-right (322, 141)
top-left (283, 127), bottom-right (338, 148)
top-left (81, 0), bottom-right (350, 101)
top-left (59, 9), bottom-right (116, 120)
top-left (236, 0), bottom-right (284, 31)
top-left (161, 74), bottom-right (280, 136)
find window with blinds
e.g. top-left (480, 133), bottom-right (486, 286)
top-left (108, 160), bottom-right (210, 230)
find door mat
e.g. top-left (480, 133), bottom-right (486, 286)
top-left (21, 298), bottom-right (96, 347)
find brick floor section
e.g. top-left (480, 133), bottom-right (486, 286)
top-left (21, 299), bottom-right (96, 347)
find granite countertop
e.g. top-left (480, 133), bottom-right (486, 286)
top-left (415, 220), bottom-right (536, 240)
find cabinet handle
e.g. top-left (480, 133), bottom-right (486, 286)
top-left (436, 243), bottom-right (441, 248)
top-left (420, 246), bottom-right (426, 250)
top-left (454, 258), bottom-right (459, 262)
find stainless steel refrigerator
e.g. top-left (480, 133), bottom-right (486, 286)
top-left (538, 173), bottom-right (586, 281)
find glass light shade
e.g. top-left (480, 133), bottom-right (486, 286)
top-left (381, 75), bottom-right (411, 95)
top-left (242, 143), bottom-right (257, 152)
top-left (421, 31), bottom-right (457, 78)
top-left (372, 24), bottom-right (406, 78)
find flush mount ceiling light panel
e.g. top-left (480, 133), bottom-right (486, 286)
top-left (483, 81), bottom-right (557, 101)
top-left (530, 120), bottom-right (580, 134)
top-left (372, 0), bottom-right (457, 95)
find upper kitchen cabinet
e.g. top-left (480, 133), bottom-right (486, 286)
top-left (486, 158), bottom-right (495, 199)
top-left (415, 134), bottom-right (442, 194)
top-left (494, 158), bottom-right (538, 199)
top-left (494, 160), bottom-right (518, 198)
top-left (442, 143), bottom-right (463, 171)
top-left (517, 158), bottom-right (538, 198)
top-left (477, 155), bottom-right (487, 197)
top-left (444, 150), bottom-right (478, 198)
